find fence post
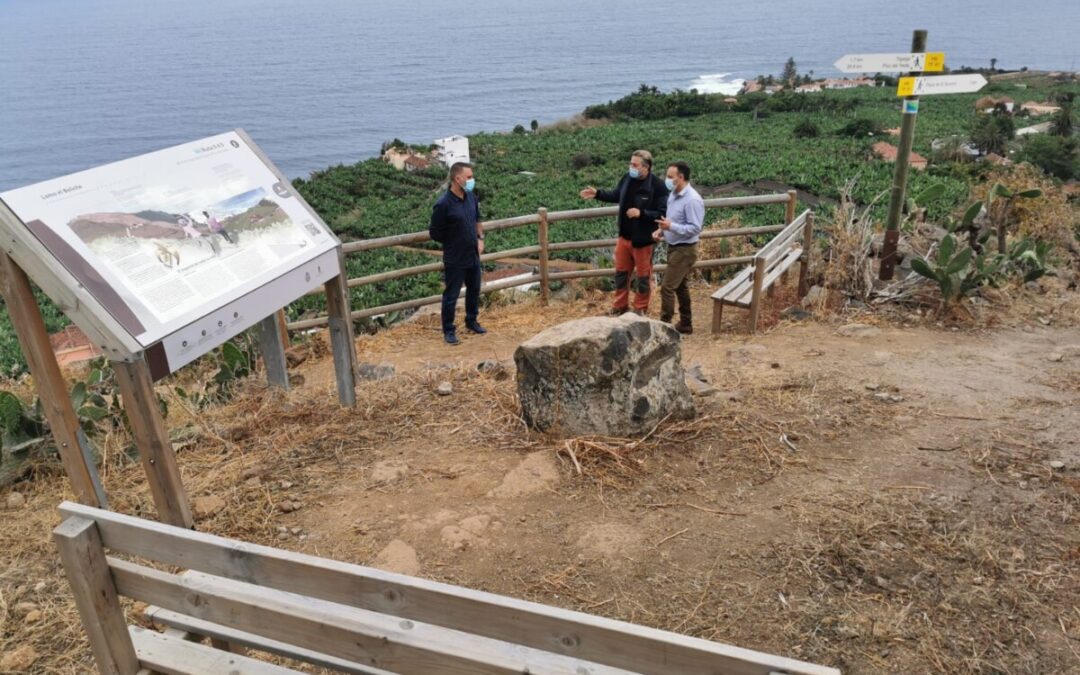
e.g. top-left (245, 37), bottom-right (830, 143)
top-left (538, 207), bottom-right (550, 306)
top-left (748, 256), bottom-right (767, 333)
top-left (798, 211), bottom-right (815, 298)
top-left (785, 190), bottom-right (797, 226)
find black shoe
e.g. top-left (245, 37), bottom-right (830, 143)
top-left (465, 322), bottom-right (487, 334)
top-left (444, 332), bottom-right (460, 345)
top-left (609, 307), bottom-right (630, 316)
top-left (676, 322), bottom-right (693, 335)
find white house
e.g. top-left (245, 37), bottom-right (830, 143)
top-left (434, 135), bottom-right (471, 168)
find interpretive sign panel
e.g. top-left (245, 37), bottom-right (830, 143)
top-left (0, 130), bottom-right (340, 378)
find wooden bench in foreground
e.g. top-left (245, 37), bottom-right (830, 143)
top-left (53, 501), bottom-right (839, 674)
top-left (712, 210), bottom-right (814, 334)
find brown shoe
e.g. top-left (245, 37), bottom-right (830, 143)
top-left (609, 306), bottom-right (630, 316)
top-left (676, 322), bottom-right (693, 335)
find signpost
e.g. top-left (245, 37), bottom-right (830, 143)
top-left (896, 74), bottom-right (988, 96)
top-left (834, 52), bottom-right (945, 74)
top-left (838, 34), bottom-right (986, 280)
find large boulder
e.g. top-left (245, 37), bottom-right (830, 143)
top-left (514, 314), bottom-right (694, 437)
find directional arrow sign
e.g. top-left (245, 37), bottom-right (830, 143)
top-left (896, 73), bottom-right (987, 96)
top-left (834, 52), bottom-right (945, 73)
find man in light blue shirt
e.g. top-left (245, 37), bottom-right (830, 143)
top-left (653, 161), bottom-right (704, 333)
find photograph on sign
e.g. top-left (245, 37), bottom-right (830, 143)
top-left (0, 131), bottom-right (338, 350)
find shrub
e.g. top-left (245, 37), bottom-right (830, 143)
top-left (837, 118), bottom-right (883, 137)
top-left (794, 119), bottom-right (821, 138)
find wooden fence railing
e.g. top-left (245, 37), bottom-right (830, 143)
top-left (286, 191), bottom-right (798, 331)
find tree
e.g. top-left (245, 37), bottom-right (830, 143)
top-left (1051, 103), bottom-right (1074, 137)
top-left (512, 124), bottom-right (526, 135)
top-left (781, 57), bottom-right (797, 86)
top-left (990, 57), bottom-right (997, 71)
top-left (530, 119), bottom-right (539, 132)
top-left (1019, 135), bottom-right (1078, 180)
top-left (970, 112), bottom-right (1015, 155)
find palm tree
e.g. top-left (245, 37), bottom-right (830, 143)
top-left (1050, 103), bottom-right (1075, 137)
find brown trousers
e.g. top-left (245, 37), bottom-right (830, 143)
top-left (660, 243), bottom-right (698, 323)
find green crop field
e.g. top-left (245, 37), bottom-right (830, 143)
top-left (1, 74), bottom-right (1076, 375)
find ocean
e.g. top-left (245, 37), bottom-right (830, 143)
top-left (0, 0), bottom-right (1077, 191)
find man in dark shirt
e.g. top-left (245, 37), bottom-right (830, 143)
top-left (429, 162), bottom-right (486, 345)
top-left (579, 150), bottom-right (668, 315)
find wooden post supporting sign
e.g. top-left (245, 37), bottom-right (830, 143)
top-left (111, 358), bottom-right (193, 529)
top-left (323, 247), bottom-right (358, 407)
top-left (0, 251), bottom-right (107, 507)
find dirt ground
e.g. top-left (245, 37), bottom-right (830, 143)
top-left (1, 280), bottom-right (1079, 674)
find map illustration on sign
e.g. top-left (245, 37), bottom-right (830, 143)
top-left (0, 130), bottom-right (341, 376)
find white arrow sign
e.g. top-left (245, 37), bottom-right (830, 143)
top-left (834, 52), bottom-right (945, 73)
top-left (897, 73), bottom-right (987, 96)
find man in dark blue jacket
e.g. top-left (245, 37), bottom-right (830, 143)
top-left (429, 162), bottom-right (486, 345)
top-left (579, 150), bottom-right (668, 314)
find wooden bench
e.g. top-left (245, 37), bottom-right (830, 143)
top-left (711, 210), bottom-right (814, 334)
top-left (53, 501), bottom-right (840, 675)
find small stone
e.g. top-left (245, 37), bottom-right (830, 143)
top-left (864, 383), bottom-right (880, 391)
top-left (374, 539), bottom-right (421, 575)
top-left (1046, 353), bottom-right (1064, 363)
top-left (686, 364), bottom-right (709, 383)
top-left (838, 323), bottom-right (882, 338)
top-left (477, 360), bottom-right (509, 380)
top-left (371, 459), bottom-right (409, 483)
top-left (802, 285), bottom-right (825, 308)
top-left (290, 527), bottom-right (303, 536)
top-left (780, 306), bottom-right (812, 321)
top-left (1049, 461), bottom-right (1065, 471)
top-left (244, 476), bottom-right (262, 488)
top-left (192, 495), bottom-right (226, 520)
top-left (685, 376), bottom-right (716, 397)
top-left (277, 532), bottom-right (289, 541)
top-left (5, 492), bottom-right (26, 509)
top-left (33, 581), bottom-right (46, 593)
top-left (0, 645), bottom-right (38, 671)
top-left (436, 381), bottom-right (453, 396)
top-left (358, 362), bottom-right (396, 381)
top-left (279, 480), bottom-right (294, 490)
top-left (889, 395), bottom-right (904, 403)
top-left (13, 602), bottom-right (38, 617)
top-left (277, 500), bottom-right (299, 513)
top-left (24, 610), bottom-right (42, 624)
top-left (276, 526), bottom-right (288, 534)
top-left (873, 392), bottom-right (895, 403)
top-left (842, 396), bottom-right (855, 404)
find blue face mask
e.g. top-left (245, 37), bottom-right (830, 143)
top-left (665, 177), bottom-right (675, 191)
top-left (464, 178), bottom-right (475, 192)
top-left (628, 167), bottom-right (641, 179)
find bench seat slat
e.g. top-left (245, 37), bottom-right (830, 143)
top-left (712, 265), bottom-right (754, 302)
top-left (130, 625), bottom-right (299, 675)
top-left (734, 247), bottom-right (803, 305)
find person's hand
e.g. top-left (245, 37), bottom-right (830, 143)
top-left (579, 186), bottom-right (597, 200)
top-left (652, 228), bottom-right (663, 241)
top-left (477, 239), bottom-right (485, 255)
top-left (626, 208), bottom-right (641, 219)
top-left (656, 216), bottom-right (672, 230)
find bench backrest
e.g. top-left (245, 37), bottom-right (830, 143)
top-left (54, 501), bottom-right (840, 675)
top-left (754, 209), bottom-right (811, 265)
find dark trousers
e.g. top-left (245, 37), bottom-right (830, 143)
top-left (660, 243), bottom-right (698, 323)
top-left (442, 264), bottom-right (481, 334)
